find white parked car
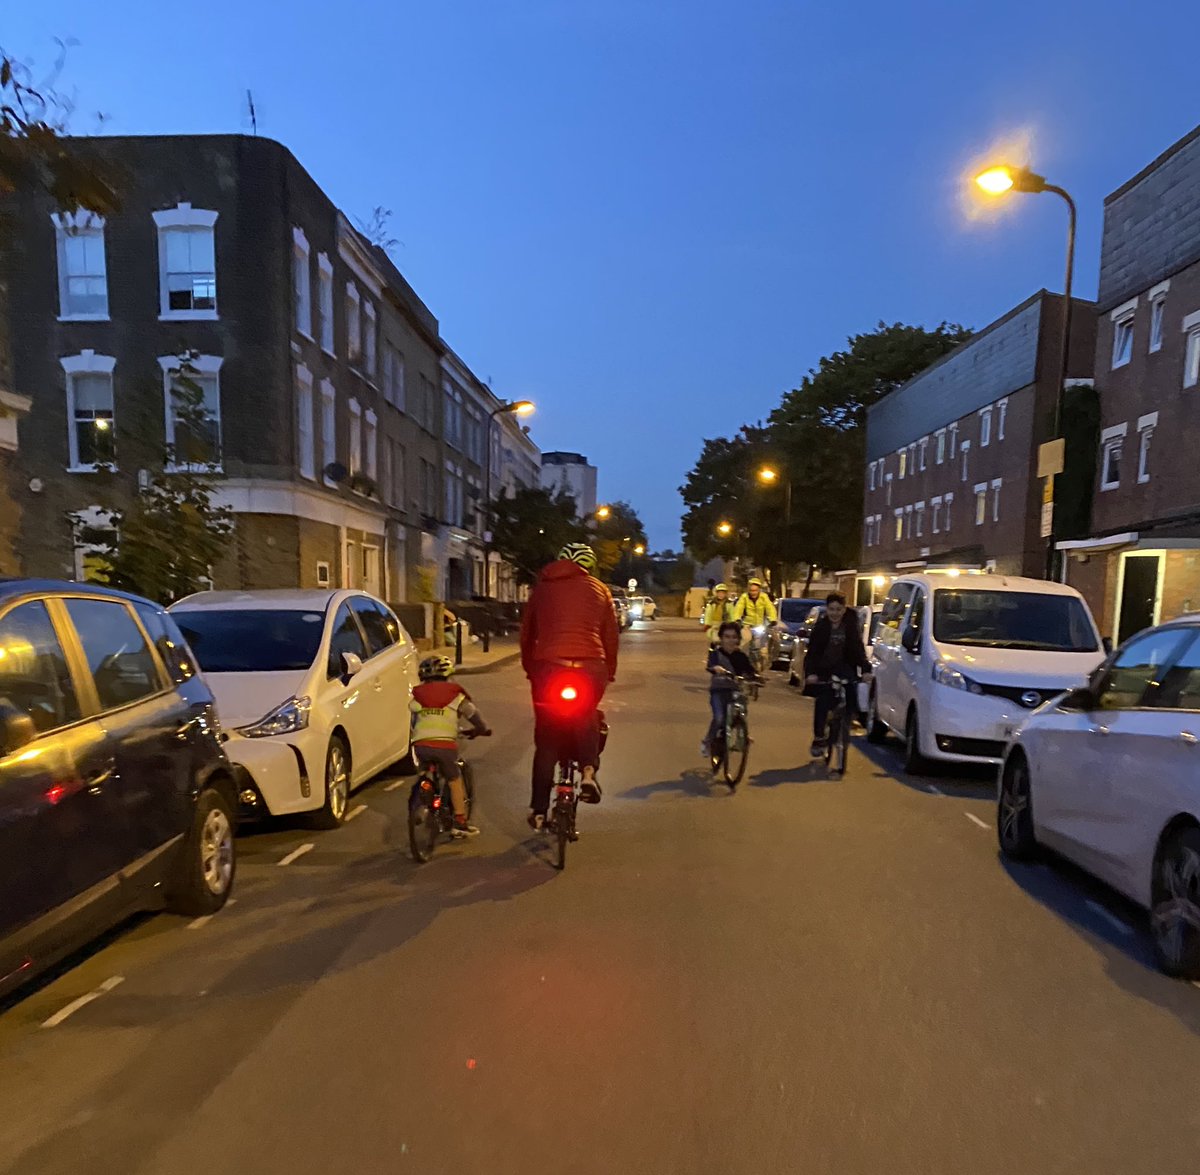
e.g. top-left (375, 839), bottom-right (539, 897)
top-left (866, 574), bottom-right (1106, 771)
top-left (171, 590), bottom-right (419, 828)
top-left (999, 617), bottom-right (1200, 978)
top-left (629, 596), bottom-right (657, 621)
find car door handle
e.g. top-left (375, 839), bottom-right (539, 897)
top-left (372, 679), bottom-right (384, 692)
top-left (1181, 731), bottom-right (1199, 746)
top-left (85, 766), bottom-right (116, 794)
top-left (1088, 725), bottom-right (1111, 736)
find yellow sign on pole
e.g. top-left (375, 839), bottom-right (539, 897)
top-left (1042, 477), bottom-right (1054, 505)
top-left (1038, 439), bottom-right (1066, 479)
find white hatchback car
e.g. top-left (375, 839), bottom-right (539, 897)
top-left (867, 574), bottom-right (1106, 771)
top-left (999, 617), bottom-right (1200, 978)
top-left (171, 590), bottom-right (419, 828)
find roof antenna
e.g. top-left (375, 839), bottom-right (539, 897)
top-left (246, 90), bottom-right (258, 136)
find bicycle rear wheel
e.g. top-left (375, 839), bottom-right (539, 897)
top-left (825, 716), bottom-right (841, 772)
top-left (723, 716), bottom-right (749, 787)
top-left (408, 780), bottom-right (439, 863)
top-left (554, 799), bottom-right (569, 870)
top-left (837, 713), bottom-right (850, 775)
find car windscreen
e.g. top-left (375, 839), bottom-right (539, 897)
top-left (932, 590), bottom-right (1099, 652)
top-left (172, 609), bottom-right (327, 672)
top-left (779, 600), bottom-right (819, 623)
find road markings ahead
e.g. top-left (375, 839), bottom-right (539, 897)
top-left (1085, 900), bottom-right (1132, 935)
top-left (927, 784), bottom-right (944, 796)
top-left (345, 804), bottom-right (367, 823)
top-left (277, 843), bottom-right (316, 867)
top-left (964, 812), bottom-right (990, 830)
top-left (42, 976), bottom-right (124, 1028)
top-left (382, 779), bottom-right (406, 792)
top-left (187, 915), bottom-right (213, 931)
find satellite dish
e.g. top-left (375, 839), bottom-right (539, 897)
top-left (324, 462), bottom-right (349, 484)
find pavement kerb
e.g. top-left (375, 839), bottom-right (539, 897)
top-left (456, 650), bottom-right (523, 675)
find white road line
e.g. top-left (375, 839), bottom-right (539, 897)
top-left (345, 804), bottom-right (367, 823)
top-left (226, 898), bottom-right (237, 907)
top-left (927, 784), bottom-right (944, 796)
top-left (42, 976), bottom-right (124, 1028)
top-left (1086, 900), bottom-right (1132, 935)
top-left (964, 812), bottom-right (989, 830)
top-left (187, 915), bottom-right (213, 931)
top-left (277, 843), bottom-right (315, 867)
top-left (383, 779), bottom-right (407, 792)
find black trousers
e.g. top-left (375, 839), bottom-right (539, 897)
top-left (811, 673), bottom-right (860, 739)
top-left (529, 660), bottom-right (609, 813)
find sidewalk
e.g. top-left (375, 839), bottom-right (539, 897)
top-left (453, 635), bottom-right (522, 675)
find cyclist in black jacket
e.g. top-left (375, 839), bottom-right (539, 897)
top-left (804, 593), bottom-right (872, 758)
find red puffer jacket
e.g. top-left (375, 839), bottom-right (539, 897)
top-left (520, 560), bottom-right (619, 679)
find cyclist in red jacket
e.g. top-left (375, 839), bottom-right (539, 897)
top-left (520, 542), bottom-right (619, 829)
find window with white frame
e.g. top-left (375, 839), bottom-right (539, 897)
top-left (159, 354), bottom-right (222, 469)
top-left (348, 399), bottom-right (362, 475)
top-left (443, 380), bottom-right (464, 450)
top-left (908, 443), bottom-right (916, 474)
top-left (1149, 292), bottom-right (1167, 354)
top-left (961, 440), bottom-right (971, 483)
top-left (1137, 412), bottom-right (1157, 484)
top-left (915, 501), bottom-right (925, 537)
top-left (1111, 298), bottom-right (1137, 368)
top-left (153, 204), bottom-right (218, 318)
top-left (904, 504), bottom-right (913, 539)
top-left (868, 461), bottom-right (877, 492)
top-left (864, 516), bottom-right (873, 548)
top-left (317, 254), bottom-right (335, 352)
top-left (974, 483), bottom-right (987, 526)
top-left (949, 422), bottom-right (959, 458)
top-left (1100, 423), bottom-right (1126, 491)
top-left (894, 509), bottom-right (903, 542)
top-left (365, 409), bottom-right (378, 481)
top-left (1184, 311), bottom-right (1200, 389)
top-left (444, 461), bottom-right (464, 527)
top-left (898, 448), bottom-right (906, 479)
top-left (466, 407), bottom-right (484, 465)
top-left (52, 211), bottom-right (108, 320)
top-left (320, 380), bottom-right (336, 480)
top-left (931, 495), bottom-right (942, 534)
top-left (919, 437), bottom-right (928, 471)
top-left (363, 302), bottom-right (377, 379)
top-left (944, 492), bottom-right (954, 532)
top-left (296, 364), bottom-right (315, 480)
top-left (991, 478), bottom-right (1002, 522)
top-left (935, 430), bottom-right (946, 464)
top-left (980, 407), bottom-right (992, 447)
top-left (293, 228), bottom-right (312, 337)
top-left (997, 398), bottom-right (1008, 441)
top-left (346, 284), bottom-right (361, 363)
top-left (885, 472), bottom-right (893, 505)
top-left (61, 351), bottom-right (116, 469)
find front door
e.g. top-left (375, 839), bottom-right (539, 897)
top-left (1117, 553), bottom-right (1161, 644)
top-left (361, 546), bottom-right (381, 598)
top-left (324, 601), bottom-right (376, 782)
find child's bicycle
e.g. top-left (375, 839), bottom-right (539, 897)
top-left (708, 676), bottom-right (755, 789)
top-left (815, 675), bottom-right (852, 777)
top-left (407, 729), bottom-right (488, 863)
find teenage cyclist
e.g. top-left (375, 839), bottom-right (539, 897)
top-left (520, 542), bottom-right (619, 830)
top-left (409, 655), bottom-right (491, 837)
top-left (702, 582), bottom-right (735, 645)
top-left (803, 592), bottom-right (872, 758)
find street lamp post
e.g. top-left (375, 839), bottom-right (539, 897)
top-left (975, 165), bottom-right (1077, 577)
top-left (483, 399), bottom-right (535, 597)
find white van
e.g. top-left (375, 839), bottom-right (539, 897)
top-left (866, 573), bottom-right (1106, 771)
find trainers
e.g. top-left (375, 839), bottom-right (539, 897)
top-left (810, 739), bottom-right (826, 758)
top-left (580, 769), bottom-right (602, 805)
top-left (700, 740), bottom-right (710, 757)
top-left (527, 811), bottom-right (547, 832)
top-left (451, 819), bottom-right (480, 838)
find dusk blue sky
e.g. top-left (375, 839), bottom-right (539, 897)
top-left (7, 2), bottom-right (1198, 547)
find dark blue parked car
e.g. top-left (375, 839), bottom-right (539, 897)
top-left (0, 579), bottom-right (237, 998)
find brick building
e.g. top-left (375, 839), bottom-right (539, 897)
top-left (0, 134), bottom-right (539, 601)
top-left (840, 291), bottom-right (1095, 605)
top-left (1061, 123), bottom-right (1200, 643)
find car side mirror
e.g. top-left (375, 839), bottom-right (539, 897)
top-left (0, 700), bottom-right (37, 757)
top-left (1103, 636), bottom-right (1114, 655)
top-left (341, 652), bottom-right (364, 679)
top-left (1062, 686), bottom-right (1096, 712)
top-left (901, 626), bottom-right (921, 654)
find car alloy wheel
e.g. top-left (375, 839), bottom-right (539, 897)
top-left (200, 805), bottom-right (235, 896)
top-left (1151, 828), bottom-right (1200, 979)
top-left (997, 754), bottom-right (1036, 859)
top-left (327, 740), bottom-right (349, 821)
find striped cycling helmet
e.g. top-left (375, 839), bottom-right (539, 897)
top-left (418, 655), bottom-right (454, 681)
top-left (557, 542), bottom-right (597, 571)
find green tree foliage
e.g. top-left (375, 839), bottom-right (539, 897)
top-left (486, 485), bottom-right (587, 586)
top-left (591, 500), bottom-right (649, 581)
top-left (680, 322), bottom-right (972, 578)
top-left (74, 364), bottom-right (235, 603)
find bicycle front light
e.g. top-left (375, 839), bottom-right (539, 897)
top-left (753, 625), bottom-right (766, 636)
top-left (239, 695), bottom-right (312, 737)
top-left (932, 663), bottom-right (983, 694)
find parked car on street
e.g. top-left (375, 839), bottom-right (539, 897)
top-left (171, 590), bottom-right (419, 828)
top-left (776, 597), bottom-right (824, 669)
top-left (629, 596), bottom-right (657, 621)
top-left (0, 579), bottom-right (237, 999)
top-left (999, 615), bottom-right (1200, 978)
top-left (785, 605), bottom-right (880, 702)
top-left (866, 574), bottom-right (1106, 771)
top-left (609, 589), bottom-right (631, 632)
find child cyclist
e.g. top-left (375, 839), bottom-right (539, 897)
top-left (409, 655), bottom-right (491, 838)
top-left (703, 621), bottom-right (760, 757)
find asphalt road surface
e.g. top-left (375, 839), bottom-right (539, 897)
top-left (3, 617), bottom-right (1200, 1174)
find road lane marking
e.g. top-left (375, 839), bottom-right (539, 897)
top-left (187, 915), bottom-right (213, 930)
top-left (277, 843), bottom-right (315, 867)
top-left (1085, 900), bottom-right (1132, 935)
top-left (42, 976), bottom-right (124, 1028)
top-left (964, 812), bottom-right (989, 830)
top-left (383, 779), bottom-right (407, 792)
top-left (345, 804), bottom-right (367, 823)
top-left (927, 784), bottom-right (944, 796)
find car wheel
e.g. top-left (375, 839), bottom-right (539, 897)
top-left (166, 785), bottom-right (236, 916)
top-left (997, 753), bottom-right (1037, 859)
top-left (788, 670), bottom-right (800, 687)
top-left (1151, 826), bottom-right (1200, 980)
top-left (904, 707), bottom-right (928, 774)
top-left (866, 688), bottom-right (888, 744)
top-left (308, 735), bottom-right (351, 830)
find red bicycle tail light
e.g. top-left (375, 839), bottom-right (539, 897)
top-left (560, 686), bottom-right (578, 701)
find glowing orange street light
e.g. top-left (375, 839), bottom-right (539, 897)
top-left (716, 521), bottom-right (734, 538)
